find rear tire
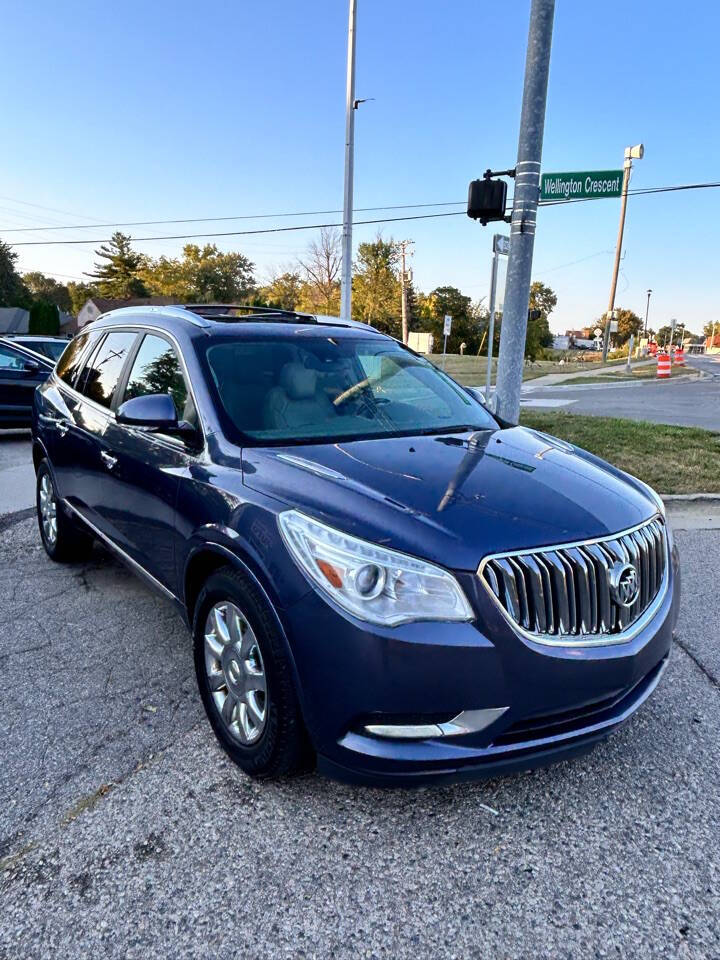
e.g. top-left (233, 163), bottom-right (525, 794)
top-left (36, 460), bottom-right (94, 563)
top-left (193, 567), bottom-right (313, 779)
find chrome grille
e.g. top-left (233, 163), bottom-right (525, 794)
top-left (480, 517), bottom-right (667, 645)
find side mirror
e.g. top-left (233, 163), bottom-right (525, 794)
top-left (465, 386), bottom-right (487, 406)
top-left (117, 393), bottom-right (178, 430)
top-left (22, 359), bottom-right (42, 374)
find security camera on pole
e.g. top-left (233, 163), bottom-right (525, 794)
top-left (602, 144), bottom-right (644, 362)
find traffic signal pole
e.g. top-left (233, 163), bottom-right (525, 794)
top-left (494, 0), bottom-right (555, 425)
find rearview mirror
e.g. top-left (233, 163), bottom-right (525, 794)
top-left (117, 393), bottom-right (178, 430)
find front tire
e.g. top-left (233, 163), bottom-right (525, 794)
top-left (193, 567), bottom-right (313, 779)
top-left (36, 460), bottom-right (94, 563)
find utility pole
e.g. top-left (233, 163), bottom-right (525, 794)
top-left (340, 0), bottom-right (357, 323)
top-left (398, 239), bottom-right (414, 344)
top-left (643, 288), bottom-right (652, 338)
top-left (602, 143), bottom-right (644, 361)
top-left (494, 0), bottom-right (555, 424)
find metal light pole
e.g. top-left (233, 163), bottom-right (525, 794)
top-left (643, 288), bottom-right (652, 338)
top-left (340, 0), bottom-right (357, 323)
top-left (602, 143), bottom-right (644, 362)
top-left (485, 235), bottom-right (508, 397)
top-left (494, 0), bottom-right (555, 424)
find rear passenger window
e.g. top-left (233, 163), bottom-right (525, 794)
top-left (121, 334), bottom-right (196, 426)
top-left (77, 331), bottom-right (136, 409)
top-left (56, 332), bottom-right (97, 387)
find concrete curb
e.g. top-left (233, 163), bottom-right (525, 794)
top-left (523, 371), bottom-right (704, 393)
top-left (661, 493), bottom-right (720, 502)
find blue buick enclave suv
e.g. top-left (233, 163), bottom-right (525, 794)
top-left (32, 304), bottom-right (679, 785)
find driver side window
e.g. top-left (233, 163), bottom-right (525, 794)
top-left (0, 344), bottom-right (29, 372)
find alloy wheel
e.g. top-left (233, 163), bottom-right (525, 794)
top-left (39, 473), bottom-right (57, 546)
top-left (204, 601), bottom-right (268, 745)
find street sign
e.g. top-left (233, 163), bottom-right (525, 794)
top-left (609, 320), bottom-right (619, 332)
top-left (443, 315), bottom-right (453, 336)
top-left (493, 234), bottom-right (510, 256)
top-left (540, 170), bottom-right (623, 202)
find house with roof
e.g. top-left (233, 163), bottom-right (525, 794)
top-left (77, 296), bottom-right (177, 329)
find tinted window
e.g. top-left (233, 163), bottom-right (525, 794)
top-left (26, 339), bottom-right (67, 362)
top-left (121, 334), bottom-right (196, 425)
top-left (56, 332), bottom-right (94, 386)
top-left (0, 344), bottom-right (28, 371)
top-left (204, 336), bottom-right (496, 444)
top-left (78, 331), bottom-right (136, 409)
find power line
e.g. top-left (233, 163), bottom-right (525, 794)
top-left (0, 200), bottom-right (465, 234)
top-left (7, 180), bottom-right (720, 248)
top-left (9, 210), bottom-right (467, 246)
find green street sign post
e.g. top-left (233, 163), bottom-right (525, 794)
top-left (540, 170), bottom-right (623, 201)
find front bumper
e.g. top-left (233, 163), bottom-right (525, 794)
top-left (281, 543), bottom-right (680, 787)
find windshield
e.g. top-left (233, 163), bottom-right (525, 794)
top-left (203, 335), bottom-right (496, 444)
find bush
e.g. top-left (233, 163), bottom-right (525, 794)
top-left (28, 300), bottom-right (59, 335)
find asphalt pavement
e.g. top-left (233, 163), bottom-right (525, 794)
top-left (1, 514), bottom-right (719, 959)
top-left (520, 354), bottom-right (720, 429)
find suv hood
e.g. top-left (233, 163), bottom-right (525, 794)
top-left (242, 427), bottom-right (657, 571)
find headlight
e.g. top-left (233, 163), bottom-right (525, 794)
top-left (278, 510), bottom-right (474, 626)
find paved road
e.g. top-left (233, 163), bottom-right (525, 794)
top-left (0, 430), bottom-right (34, 516)
top-left (521, 354), bottom-right (720, 429)
top-left (1, 514), bottom-right (718, 958)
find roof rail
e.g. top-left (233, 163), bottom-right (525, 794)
top-left (184, 304), bottom-right (317, 324)
top-left (98, 305), bottom-right (212, 328)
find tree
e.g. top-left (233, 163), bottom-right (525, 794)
top-left (526, 281), bottom-right (557, 359)
top-left (28, 301), bottom-right (60, 335)
top-left (351, 236), bottom-right (401, 335)
top-left (22, 272), bottom-right (71, 312)
top-left (259, 271), bottom-right (304, 310)
top-left (87, 232), bottom-right (148, 298)
top-left (0, 240), bottom-right (30, 308)
top-left (416, 286), bottom-right (480, 353)
top-left (67, 281), bottom-right (98, 315)
top-left (142, 244), bottom-right (255, 302)
top-left (612, 307), bottom-right (642, 345)
top-left (296, 228), bottom-right (341, 315)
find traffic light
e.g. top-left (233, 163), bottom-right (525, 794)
top-left (467, 178), bottom-right (508, 224)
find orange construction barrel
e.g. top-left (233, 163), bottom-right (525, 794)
top-left (675, 347), bottom-right (686, 367)
top-left (657, 352), bottom-right (671, 378)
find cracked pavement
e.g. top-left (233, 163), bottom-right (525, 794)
top-left (1, 515), bottom-right (719, 958)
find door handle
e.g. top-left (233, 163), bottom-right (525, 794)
top-left (100, 450), bottom-right (118, 470)
top-left (42, 414), bottom-right (69, 436)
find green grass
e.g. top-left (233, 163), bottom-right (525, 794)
top-left (518, 410), bottom-right (720, 494)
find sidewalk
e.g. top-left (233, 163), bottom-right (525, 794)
top-left (522, 358), bottom-right (656, 389)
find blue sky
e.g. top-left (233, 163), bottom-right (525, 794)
top-left (2, 0), bottom-right (718, 332)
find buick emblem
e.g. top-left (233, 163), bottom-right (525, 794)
top-left (610, 562), bottom-right (639, 607)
